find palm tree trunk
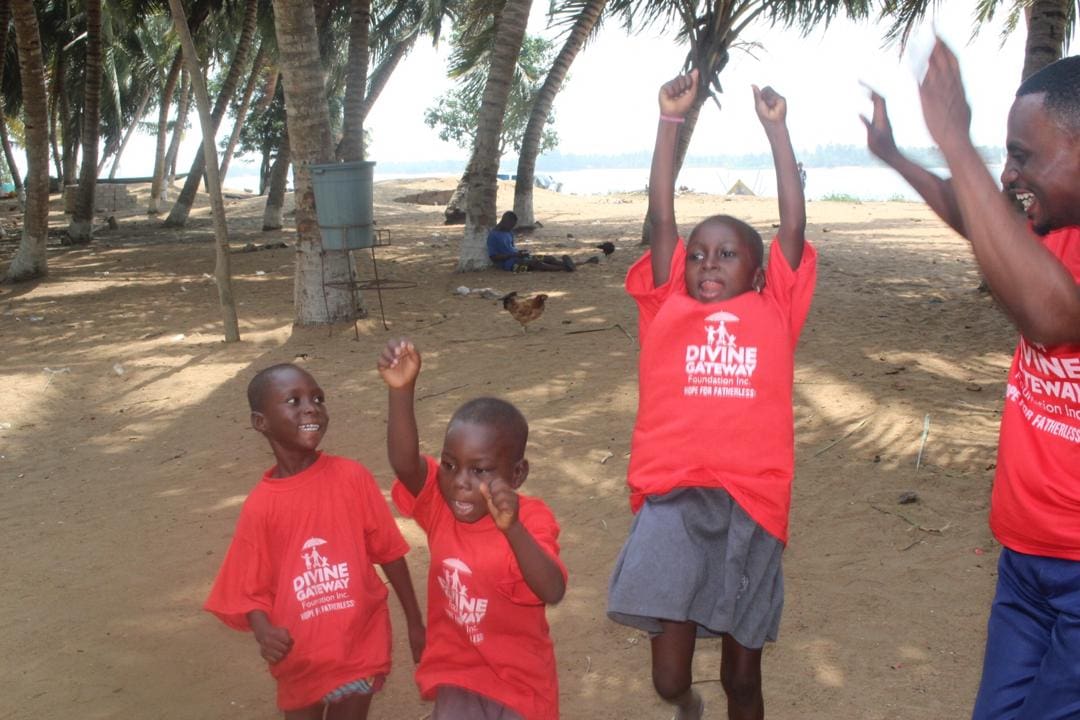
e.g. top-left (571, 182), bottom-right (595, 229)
top-left (0, 122), bottom-right (21, 193)
top-left (0, 0), bottom-right (22, 195)
top-left (48, 62), bottom-right (62, 182)
top-left (271, 0), bottom-right (355, 325)
top-left (460, 0), bottom-right (534, 271)
top-left (67, 0), bottom-right (103, 244)
top-left (59, 70), bottom-right (79, 186)
top-left (164, 68), bottom-right (191, 194)
top-left (220, 42), bottom-right (268, 186)
top-left (336, 0), bottom-right (370, 161)
top-left (108, 85), bottom-right (155, 179)
top-left (1021, 0), bottom-right (1069, 80)
top-left (358, 29), bottom-right (416, 122)
top-left (6, 0), bottom-right (50, 282)
top-left (263, 132), bottom-right (290, 231)
top-left (164, 0), bottom-right (259, 227)
top-left (513, 0), bottom-right (607, 227)
top-left (149, 51), bottom-right (183, 214)
top-left (168, 0), bottom-right (240, 343)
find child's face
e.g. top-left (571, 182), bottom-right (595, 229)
top-left (1001, 93), bottom-right (1080, 236)
top-left (684, 222), bottom-right (764, 302)
top-left (438, 420), bottom-right (525, 524)
top-left (251, 367), bottom-right (328, 455)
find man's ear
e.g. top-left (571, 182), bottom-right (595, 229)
top-left (251, 411), bottom-right (266, 434)
top-left (511, 458), bottom-right (529, 489)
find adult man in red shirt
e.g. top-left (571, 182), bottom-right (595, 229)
top-left (866, 44), bottom-right (1080, 719)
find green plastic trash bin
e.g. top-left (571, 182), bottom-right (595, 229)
top-left (309, 161), bottom-right (375, 250)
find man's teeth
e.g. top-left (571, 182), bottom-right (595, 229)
top-left (1016, 192), bottom-right (1034, 211)
top-left (299, 424), bottom-right (320, 431)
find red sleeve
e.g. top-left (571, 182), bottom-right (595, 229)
top-left (357, 467), bottom-right (410, 564)
top-left (497, 497), bottom-right (567, 606)
top-left (763, 238), bottom-right (817, 344)
top-left (626, 240), bottom-right (686, 340)
top-left (391, 455), bottom-right (440, 531)
top-left (203, 496), bottom-right (274, 631)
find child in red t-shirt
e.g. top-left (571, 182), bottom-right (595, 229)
top-left (204, 364), bottom-right (426, 719)
top-left (606, 71), bottom-right (815, 719)
top-left (378, 339), bottom-right (567, 720)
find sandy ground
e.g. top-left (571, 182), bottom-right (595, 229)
top-left (0, 177), bottom-right (1014, 719)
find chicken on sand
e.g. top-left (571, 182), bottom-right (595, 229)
top-left (501, 292), bottom-right (548, 333)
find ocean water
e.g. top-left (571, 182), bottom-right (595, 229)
top-left (218, 162), bottom-right (1005, 204)
top-left (544, 164), bottom-right (1005, 202)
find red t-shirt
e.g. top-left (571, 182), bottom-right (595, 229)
top-left (205, 453), bottom-right (410, 710)
top-left (392, 456), bottom-right (566, 720)
top-left (991, 226), bottom-right (1080, 559)
top-left (626, 238), bottom-right (817, 543)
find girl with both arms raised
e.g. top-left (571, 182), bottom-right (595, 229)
top-left (606, 70), bottom-right (815, 720)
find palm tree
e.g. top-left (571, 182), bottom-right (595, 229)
top-left (0, 0), bottom-right (24, 199)
top-left (220, 40), bottom-right (269, 183)
top-left (611, 1), bottom-right (871, 181)
top-left (880, 0), bottom-right (1077, 81)
top-left (168, 0), bottom-right (240, 342)
top-left (164, 0), bottom-right (259, 227)
top-left (67, 0), bottom-right (101, 245)
top-left (271, 0), bottom-right (354, 325)
top-left (148, 51), bottom-right (183, 214)
top-left (337, 0), bottom-right (370, 161)
top-left (6, 0), bottom-right (50, 282)
top-left (262, 129), bottom-right (289, 230)
top-left (458, 0), bottom-right (534, 271)
top-left (513, 0), bottom-right (608, 228)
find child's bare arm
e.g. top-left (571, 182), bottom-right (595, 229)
top-left (380, 557), bottom-right (426, 663)
top-left (246, 610), bottom-right (293, 664)
top-left (479, 479), bottom-right (566, 605)
top-left (754, 85), bottom-right (806, 269)
top-left (648, 70), bottom-right (698, 287)
top-left (862, 89), bottom-right (965, 235)
top-left (378, 339), bottom-right (426, 495)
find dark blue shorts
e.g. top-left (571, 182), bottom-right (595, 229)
top-left (972, 547), bottom-right (1080, 720)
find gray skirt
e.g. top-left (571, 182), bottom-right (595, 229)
top-left (606, 486), bottom-right (784, 649)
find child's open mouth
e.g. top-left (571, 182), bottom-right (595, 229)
top-left (299, 424), bottom-right (321, 432)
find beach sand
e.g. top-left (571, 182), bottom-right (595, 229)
top-left (0, 178), bottom-right (1011, 719)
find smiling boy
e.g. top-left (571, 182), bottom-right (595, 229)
top-left (205, 364), bottom-right (425, 720)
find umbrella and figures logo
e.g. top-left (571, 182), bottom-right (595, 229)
top-left (438, 558), bottom-right (488, 645)
top-left (683, 311), bottom-right (758, 399)
top-left (294, 537), bottom-right (356, 620)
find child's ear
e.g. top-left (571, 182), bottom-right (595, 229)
top-left (251, 411), bottom-right (267, 434)
top-left (753, 267), bottom-right (766, 293)
top-left (511, 458), bottom-right (529, 489)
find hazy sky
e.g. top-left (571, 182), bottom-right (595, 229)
top-left (365, 1), bottom-right (1032, 164)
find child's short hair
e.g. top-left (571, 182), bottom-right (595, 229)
top-left (450, 397), bottom-right (529, 458)
top-left (247, 363), bottom-right (310, 412)
top-left (690, 215), bottom-right (765, 267)
top-left (1016, 55), bottom-right (1080, 134)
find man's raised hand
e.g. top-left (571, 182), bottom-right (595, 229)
top-left (919, 39), bottom-right (972, 149)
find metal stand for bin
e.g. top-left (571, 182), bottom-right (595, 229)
top-left (324, 228), bottom-right (416, 337)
